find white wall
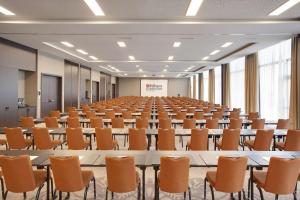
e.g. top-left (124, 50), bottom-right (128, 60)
top-left (36, 51), bottom-right (64, 118)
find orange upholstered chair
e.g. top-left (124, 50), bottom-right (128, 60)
top-left (85, 111), bottom-right (96, 119)
top-left (50, 110), bottom-right (61, 118)
top-left (159, 118), bottom-right (172, 129)
top-left (251, 119), bottom-right (265, 129)
top-left (90, 118), bottom-right (103, 128)
top-left (183, 119), bottom-right (196, 129)
top-left (213, 112), bottom-right (223, 120)
top-left (128, 128), bottom-right (147, 150)
top-left (49, 156), bottom-right (96, 200)
top-left (44, 117), bottom-right (59, 128)
top-left (186, 128), bottom-right (208, 150)
top-left (206, 118), bottom-right (219, 129)
top-left (66, 128), bottom-right (90, 150)
top-left (20, 117), bottom-right (35, 129)
top-left (67, 107), bottom-right (76, 113)
top-left (194, 112), bottom-right (204, 120)
top-left (204, 156), bottom-right (248, 200)
top-left (158, 112), bottom-right (168, 120)
top-left (157, 128), bottom-right (176, 150)
top-left (276, 119), bottom-right (290, 129)
top-left (69, 111), bottom-right (79, 118)
top-left (105, 111), bottom-right (115, 119)
top-left (216, 129), bottom-right (241, 150)
top-left (4, 127), bottom-right (32, 150)
top-left (176, 112), bottom-right (187, 120)
top-left (228, 119), bottom-right (242, 129)
top-left (248, 112), bottom-right (259, 120)
top-left (141, 112), bottom-right (151, 119)
top-left (244, 129), bottom-right (274, 151)
top-left (95, 128), bottom-right (119, 150)
top-left (67, 117), bottom-right (80, 128)
top-left (275, 130), bottom-right (300, 151)
top-left (122, 111), bottom-right (132, 119)
top-left (105, 157), bottom-right (140, 199)
top-left (111, 118), bottom-right (125, 128)
top-left (32, 127), bottom-right (62, 150)
top-left (136, 118), bottom-right (149, 129)
top-left (229, 111), bottom-right (240, 119)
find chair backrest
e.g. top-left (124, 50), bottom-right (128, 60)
top-left (20, 117), bottom-right (35, 128)
top-left (136, 118), bottom-right (149, 129)
top-left (111, 118), bottom-right (124, 128)
top-left (128, 128), bottom-right (147, 150)
top-left (105, 156), bottom-right (137, 193)
top-left (67, 107), bottom-right (76, 113)
top-left (45, 117), bottom-right (59, 128)
top-left (69, 111), bottom-right (79, 118)
top-left (248, 112), bottom-right (259, 120)
top-left (105, 111), bottom-right (116, 119)
top-left (183, 119), bottom-right (196, 129)
top-left (213, 112), bottom-right (223, 119)
top-left (158, 128), bottom-right (175, 150)
top-left (176, 112), bottom-right (187, 120)
top-left (159, 118), bottom-right (172, 129)
top-left (206, 118), bottom-right (219, 129)
top-left (141, 112), bottom-right (151, 119)
top-left (67, 117), bottom-right (80, 128)
top-left (253, 129), bottom-right (274, 151)
top-left (194, 112), bottom-right (204, 120)
top-left (66, 128), bottom-right (86, 150)
top-left (90, 117), bottom-right (103, 128)
top-left (95, 128), bottom-right (114, 150)
top-left (276, 119), bottom-right (290, 129)
top-left (229, 119), bottom-right (242, 129)
top-left (229, 111), bottom-right (240, 119)
top-left (82, 106), bottom-right (90, 113)
top-left (214, 156), bottom-right (248, 193)
top-left (264, 157), bottom-right (300, 194)
top-left (283, 130), bottom-right (300, 151)
top-left (158, 112), bottom-right (168, 119)
top-left (85, 111), bottom-right (96, 119)
top-left (49, 156), bottom-right (84, 192)
top-left (50, 110), bottom-right (61, 118)
top-left (187, 107), bottom-right (195, 113)
top-left (32, 127), bottom-right (53, 150)
top-left (159, 157), bottom-right (190, 193)
top-left (4, 127), bottom-right (27, 149)
top-left (122, 111), bottom-right (132, 119)
top-left (220, 129), bottom-right (241, 150)
top-left (251, 118), bottom-right (265, 129)
top-left (190, 128), bottom-right (208, 150)
top-left (0, 155), bottom-right (36, 193)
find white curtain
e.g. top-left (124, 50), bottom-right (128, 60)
top-left (230, 57), bottom-right (246, 111)
top-left (214, 66), bottom-right (222, 104)
top-left (190, 76), bottom-right (194, 98)
top-left (203, 71), bottom-right (209, 101)
top-left (195, 74), bottom-right (199, 99)
top-left (258, 39), bottom-right (291, 121)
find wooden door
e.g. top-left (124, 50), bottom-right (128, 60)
top-left (92, 81), bottom-right (99, 103)
top-left (41, 75), bottom-right (62, 117)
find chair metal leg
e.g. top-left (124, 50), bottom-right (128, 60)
top-left (35, 183), bottom-right (45, 200)
top-left (59, 191), bottom-right (62, 200)
top-left (137, 182), bottom-right (141, 200)
top-left (257, 185), bottom-right (264, 200)
top-left (23, 192), bottom-right (26, 199)
top-left (112, 191), bottom-right (114, 199)
top-left (3, 190), bottom-right (8, 200)
top-left (209, 184), bottom-right (215, 200)
top-left (294, 183), bottom-right (298, 200)
top-left (242, 189), bottom-right (246, 200)
top-left (238, 191), bottom-right (241, 200)
top-left (93, 177), bottom-right (96, 199)
top-left (230, 193), bottom-right (234, 199)
top-left (247, 178), bottom-right (251, 199)
top-left (83, 185), bottom-right (89, 200)
top-left (0, 177), bottom-right (5, 200)
top-left (275, 194), bottom-right (279, 200)
top-left (105, 188), bottom-right (108, 200)
top-left (204, 177), bottom-right (207, 199)
top-left (184, 191), bottom-right (186, 200)
top-left (188, 187), bottom-right (191, 200)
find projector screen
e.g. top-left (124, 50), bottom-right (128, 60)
top-left (141, 79), bottom-right (168, 96)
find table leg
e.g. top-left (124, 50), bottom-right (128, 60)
top-left (155, 135), bottom-right (158, 150)
top-left (214, 136), bottom-right (217, 150)
top-left (250, 167), bottom-right (254, 200)
top-left (273, 136), bottom-right (276, 151)
top-left (154, 166), bottom-right (159, 200)
top-left (147, 135), bottom-right (152, 150)
top-left (89, 135), bottom-right (92, 150)
top-left (46, 166), bottom-right (50, 200)
top-left (142, 167), bottom-right (146, 200)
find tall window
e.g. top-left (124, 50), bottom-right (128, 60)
top-left (230, 57), bottom-right (245, 111)
top-left (214, 66), bottom-right (222, 104)
top-left (258, 39), bottom-right (291, 120)
top-left (195, 74), bottom-right (199, 99)
top-left (203, 71), bottom-right (209, 101)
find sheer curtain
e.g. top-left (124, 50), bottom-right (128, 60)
top-left (258, 39), bottom-right (291, 120)
top-left (230, 57), bottom-right (245, 111)
top-left (214, 66), bottom-right (222, 104)
top-left (203, 71), bottom-right (209, 101)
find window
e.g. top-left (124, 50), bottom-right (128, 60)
top-left (195, 74), bottom-right (199, 99)
top-left (230, 57), bottom-right (245, 111)
top-left (203, 71), bottom-right (209, 101)
top-left (258, 39), bottom-right (291, 121)
top-left (214, 66), bottom-right (222, 104)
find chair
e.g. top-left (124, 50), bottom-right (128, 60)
top-left (50, 110), bottom-right (61, 118)
top-left (244, 129), bottom-right (274, 151)
top-left (0, 139), bottom-right (7, 149)
top-left (67, 117), bottom-right (80, 128)
top-left (95, 128), bottom-right (119, 150)
top-left (44, 117), bottom-right (59, 128)
top-left (275, 130), bottom-right (300, 151)
top-left (228, 119), bottom-right (242, 129)
top-left (157, 157), bottom-right (191, 199)
top-left (204, 156), bottom-right (248, 200)
top-left (229, 111), bottom-right (240, 119)
top-left (157, 129), bottom-right (176, 150)
top-left (206, 118), bottom-right (219, 129)
top-left (141, 112), bottom-right (151, 119)
top-left (128, 128), bottom-right (147, 150)
top-left (213, 112), bottom-right (223, 120)
top-left (253, 157), bottom-right (300, 200)
top-left (105, 111), bottom-right (116, 119)
top-left (248, 112), bottom-right (259, 120)
top-left (20, 117), bottom-right (35, 129)
top-left (49, 156), bottom-right (96, 200)
top-left (85, 111), bottom-right (96, 119)
top-left (158, 112), bottom-right (168, 119)
top-left (111, 118), bottom-right (125, 128)
top-left (251, 119), bottom-right (265, 129)
top-left (0, 155), bottom-right (48, 200)
top-left (90, 118), bottom-right (103, 128)
top-left (176, 112), bottom-right (187, 120)
top-left (4, 127), bottom-right (32, 150)
top-left (186, 128), bottom-right (208, 150)
top-left (216, 129), bottom-right (241, 150)
top-left (69, 111), bottom-right (79, 118)
top-left (122, 111), bottom-right (132, 119)
top-left (105, 157), bottom-right (140, 199)
top-left (276, 119), bottom-right (290, 129)
top-left (66, 128), bottom-right (90, 150)
top-left (183, 119), bottom-right (196, 129)
top-left (194, 112), bottom-right (204, 120)
top-left (159, 119), bottom-right (172, 129)
top-left (187, 107), bottom-right (195, 113)
top-left (32, 127), bottom-right (62, 150)
top-left (136, 118), bottom-right (149, 129)
top-left (67, 107), bottom-right (76, 113)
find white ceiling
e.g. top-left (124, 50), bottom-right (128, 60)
top-left (0, 0), bottom-right (299, 77)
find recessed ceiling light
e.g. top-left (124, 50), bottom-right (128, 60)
top-left (269, 0), bottom-right (300, 16)
top-left (161, 75), bottom-right (165, 77)
top-left (124, 73), bottom-right (128, 76)
top-left (89, 56), bottom-right (98, 60)
top-left (202, 56), bottom-right (209, 60)
top-left (139, 69), bottom-right (143, 72)
top-left (143, 75), bottom-right (147, 77)
top-left (173, 42), bottom-right (181, 48)
top-left (163, 69), bottom-right (167, 72)
top-left (184, 69), bottom-right (188, 72)
top-left (60, 41), bottom-right (74, 48)
top-left (186, 0), bottom-right (204, 16)
top-left (165, 65), bottom-right (169, 68)
top-left (221, 42), bottom-right (233, 48)
top-left (0, 6), bottom-right (15, 15)
top-left (168, 56), bottom-right (174, 61)
top-left (129, 56), bottom-right (135, 60)
top-left (76, 49), bottom-right (88, 55)
top-left (117, 41), bottom-right (126, 47)
top-left (136, 65), bottom-right (140, 68)
top-left (210, 50), bottom-right (220, 55)
top-left (83, 0), bottom-right (105, 16)
top-left (176, 74), bottom-right (181, 77)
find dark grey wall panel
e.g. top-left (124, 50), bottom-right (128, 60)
top-left (100, 73), bottom-right (106, 100)
top-left (64, 61), bottom-right (79, 108)
top-left (80, 66), bottom-right (91, 105)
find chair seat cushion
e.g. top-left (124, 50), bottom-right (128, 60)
top-left (33, 170), bottom-right (47, 187)
top-left (81, 170), bottom-right (94, 187)
top-left (206, 171), bottom-right (216, 187)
